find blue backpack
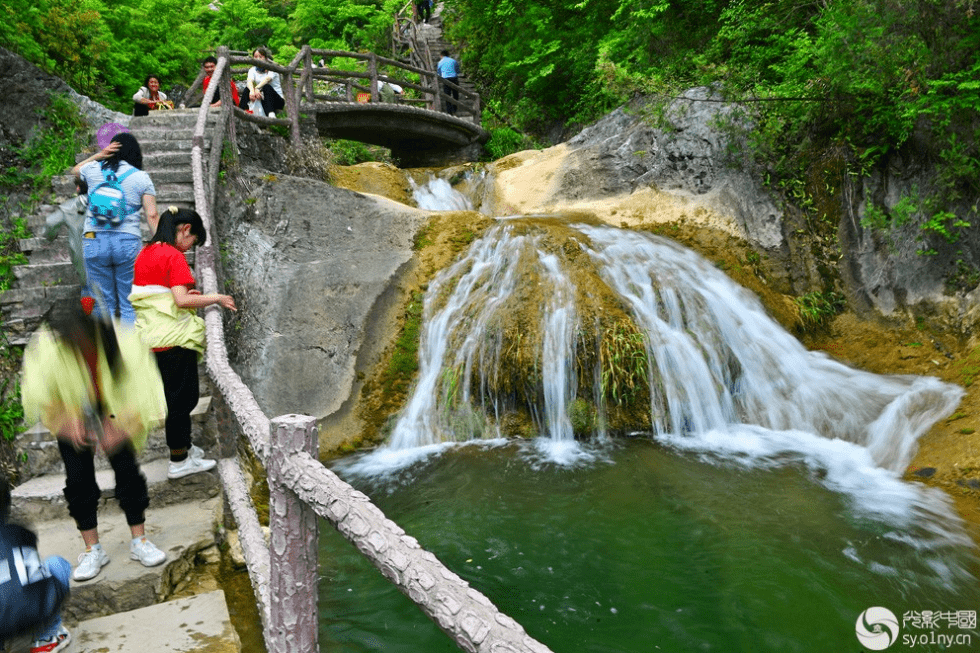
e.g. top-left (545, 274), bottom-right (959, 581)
top-left (88, 166), bottom-right (137, 227)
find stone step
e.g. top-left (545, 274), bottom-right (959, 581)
top-left (19, 237), bottom-right (73, 264)
top-left (13, 260), bottom-right (79, 287)
top-left (15, 395), bottom-right (214, 483)
top-left (153, 184), bottom-right (197, 206)
top-left (11, 449), bottom-right (221, 524)
top-left (129, 109), bottom-right (218, 127)
top-left (144, 151), bottom-right (194, 168)
top-left (71, 590), bottom-right (241, 652)
top-left (146, 168), bottom-right (195, 185)
top-left (22, 495), bottom-right (223, 626)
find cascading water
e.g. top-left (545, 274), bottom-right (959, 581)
top-left (383, 218), bottom-right (962, 474)
top-left (326, 180), bottom-right (979, 653)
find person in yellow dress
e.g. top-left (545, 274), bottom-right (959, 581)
top-left (21, 302), bottom-right (169, 582)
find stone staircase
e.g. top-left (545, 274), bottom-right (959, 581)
top-left (2, 110), bottom-right (241, 652)
top-left (416, 4), bottom-right (479, 120)
top-left (1, 109), bottom-right (216, 345)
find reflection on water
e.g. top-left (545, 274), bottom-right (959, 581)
top-left (321, 440), bottom-right (979, 652)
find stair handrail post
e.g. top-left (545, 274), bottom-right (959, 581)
top-left (303, 45), bottom-right (314, 102)
top-left (369, 52), bottom-right (379, 103)
top-left (209, 47), bottom-right (235, 210)
top-left (267, 414), bottom-right (320, 653)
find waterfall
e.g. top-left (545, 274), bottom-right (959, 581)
top-left (381, 218), bottom-right (962, 476)
top-left (411, 176), bottom-right (473, 211)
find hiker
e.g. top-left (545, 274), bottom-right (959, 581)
top-left (130, 207), bottom-right (236, 479)
top-left (202, 56), bottom-right (240, 108)
top-left (238, 47), bottom-right (285, 118)
top-left (72, 132), bottom-right (159, 324)
top-left (437, 50), bottom-right (460, 115)
top-left (379, 80), bottom-right (403, 103)
top-left (415, 0), bottom-right (431, 23)
top-left (43, 177), bottom-right (94, 314)
top-left (132, 75), bottom-right (172, 116)
top-left (21, 302), bottom-right (169, 583)
top-left (0, 478), bottom-right (72, 653)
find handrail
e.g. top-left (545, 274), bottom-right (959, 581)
top-left (190, 48), bottom-right (541, 653)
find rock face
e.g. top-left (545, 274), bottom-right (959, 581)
top-left (215, 167), bottom-right (425, 419)
top-left (1, 46), bottom-right (129, 152)
top-left (559, 88), bottom-right (785, 252)
top-left (550, 88), bottom-right (980, 332)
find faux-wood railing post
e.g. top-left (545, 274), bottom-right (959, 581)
top-left (303, 46), bottom-right (314, 102)
top-left (369, 52), bottom-right (379, 102)
top-left (268, 414), bottom-right (319, 653)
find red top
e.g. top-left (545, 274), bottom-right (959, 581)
top-left (203, 74), bottom-right (240, 107)
top-left (133, 242), bottom-right (196, 289)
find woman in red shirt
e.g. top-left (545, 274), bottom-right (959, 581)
top-left (130, 207), bottom-right (236, 479)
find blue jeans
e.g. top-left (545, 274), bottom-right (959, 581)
top-left (34, 556), bottom-right (71, 640)
top-left (83, 231), bottom-right (142, 323)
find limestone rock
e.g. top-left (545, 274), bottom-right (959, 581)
top-left (216, 167), bottom-right (426, 420)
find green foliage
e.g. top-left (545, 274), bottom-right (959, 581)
top-left (326, 139), bottom-right (392, 166)
top-left (386, 291), bottom-right (424, 387)
top-left (794, 290), bottom-right (846, 332)
top-left (483, 126), bottom-right (531, 161)
top-left (21, 94), bottom-right (89, 180)
top-left (0, 377), bottom-right (25, 443)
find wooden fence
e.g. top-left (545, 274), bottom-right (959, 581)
top-left (183, 40), bottom-right (481, 152)
top-left (189, 50), bottom-right (545, 653)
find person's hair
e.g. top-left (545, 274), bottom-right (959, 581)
top-left (253, 46), bottom-right (273, 66)
top-left (76, 177), bottom-right (88, 195)
top-left (47, 300), bottom-right (122, 376)
top-left (150, 206), bottom-right (207, 247)
top-left (203, 56), bottom-right (218, 66)
top-left (101, 132), bottom-right (143, 173)
top-left (441, 49), bottom-right (450, 57)
top-left (144, 74), bottom-right (161, 88)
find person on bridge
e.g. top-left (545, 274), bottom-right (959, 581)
top-left (239, 47), bottom-right (285, 118)
top-left (21, 302), bottom-right (169, 583)
top-left (130, 207), bottom-right (236, 480)
top-left (414, 0), bottom-right (431, 23)
top-left (437, 50), bottom-right (460, 115)
top-left (132, 75), bottom-right (173, 116)
top-left (72, 132), bottom-right (159, 324)
top-left (201, 56), bottom-right (240, 109)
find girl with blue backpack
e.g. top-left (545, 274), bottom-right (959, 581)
top-left (72, 132), bottom-right (159, 324)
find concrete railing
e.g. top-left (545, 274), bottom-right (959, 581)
top-left (188, 51), bottom-right (548, 653)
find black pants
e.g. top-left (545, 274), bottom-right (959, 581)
top-left (155, 347), bottom-right (200, 453)
top-left (416, 1), bottom-right (431, 22)
top-left (238, 86), bottom-right (285, 116)
top-left (59, 439), bottom-right (149, 531)
top-left (442, 77), bottom-right (459, 115)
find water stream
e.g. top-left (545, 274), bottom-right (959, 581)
top-left (319, 177), bottom-right (979, 652)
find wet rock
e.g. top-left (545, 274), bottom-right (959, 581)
top-left (912, 467), bottom-right (937, 478)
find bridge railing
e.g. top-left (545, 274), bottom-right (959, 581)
top-left (188, 48), bottom-right (546, 653)
top-left (185, 42), bottom-right (482, 146)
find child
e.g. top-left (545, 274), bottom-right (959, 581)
top-left (43, 177), bottom-right (93, 313)
top-left (0, 478), bottom-right (71, 653)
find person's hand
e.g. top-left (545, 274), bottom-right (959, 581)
top-left (217, 294), bottom-right (237, 311)
top-left (59, 417), bottom-right (91, 449)
top-left (100, 418), bottom-right (131, 455)
top-left (98, 141), bottom-right (121, 160)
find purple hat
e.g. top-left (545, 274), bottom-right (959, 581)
top-left (97, 123), bottom-right (129, 149)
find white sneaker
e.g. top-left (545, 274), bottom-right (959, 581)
top-left (189, 444), bottom-right (206, 460)
top-left (130, 537), bottom-right (166, 567)
top-left (73, 545), bottom-right (109, 581)
top-left (168, 454), bottom-right (217, 479)
top-left (268, 112), bottom-right (276, 119)
top-left (30, 624), bottom-right (71, 653)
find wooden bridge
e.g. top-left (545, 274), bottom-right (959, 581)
top-left (185, 39), bottom-right (489, 167)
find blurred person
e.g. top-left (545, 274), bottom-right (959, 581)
top-left (130, 207), bottom-right (236, 479)
top-left (0, 478), bottom-right (71, 653)
top-left (437, 50), bottom-right (460, 115)
top-left (72, 132), bottom-right (159, 324)
top-left (43, 177), bottom-right (94, 314)
top-left (21, 302), bottom-right (169, 583)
